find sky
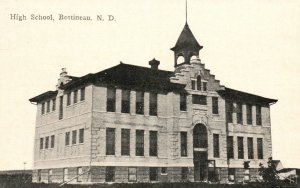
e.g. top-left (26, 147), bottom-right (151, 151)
top-left (0, 0), bottom-right (299, 170)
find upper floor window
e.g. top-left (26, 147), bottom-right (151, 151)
top-left (41, 103), bottom-right (45, 115)
top-left (52, 98), bottom-right (56, 111)
top-left (191, 80), bottom-right (196, 90)
top-left (227, 136), bottom-right (234, 159)
top-left (180, 132), bottom-right (187, 157)
top-left (136, 91), bottom-right (144, 115)
top-left (40, 138), bottom-right (44, 149)
top-left (72, 130), bottom-right (77, 144)
top-left (247, 137), bottom-right (254, 159)
top-left (106, 128), bottom-right (115, 155)
top-left (79, 128), bottom-right (84, 143)
top-left (246, 104), bottom-right (252, 125)
top-left (149, 93), bottom-right (157, 116)
top-left (149, 131), bottom-right (158, 156)
top-left (226, 101), bottom-right (233, 123)
top-left (203, 82), bottom-right (207, 91)
top-left (196, 75), bottom-right (201, 91)
top-left (212, 97), bottom-right (219, 114)
top-left (46, 100), bottom-right (50, 113)
top-left (136, 130), bottom-right (144, 156)
top-left (192, 95), bottom-right (207, 105)
top-left (59, 96), bottom-right (63, 120)
top-left (121, 90), bottom-right (130, 113)
top-left (80, 87), bottom-right (85, 101)
top-left (50, 135), bottom-right (55, 148)
top-left (237, 103), bottom-right (243, 124)
top-left (65, 132), bottom-right (70, 146)
top-left (256, 105), bottom-right (262, 125)
top-left (107, 87), bottom-right (116, 112)
top-left (180, 93), bottom-right (187, 111)
top-left (73, 90), bottom-right (78, 104)
top-left (237, 137), bottom-right (244, 159)
top-left (213, 134), bottom-right (220, 158)
top-left (45, 136), bottom-right (49, 149)
top-left (121, 129), bottom-right (130, 156)
top-left (67, 93), bottom-right (71, 106)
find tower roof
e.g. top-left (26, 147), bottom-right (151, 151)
top-left (171, 23), bottom-right (203, 51)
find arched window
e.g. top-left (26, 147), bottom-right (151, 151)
top-left (193, 124), bottom-right (208, 148)
top-left (190, 55), bottom-right (198, 61)
top-left (177, 56), bottom-right (185, 64)
top-left (197, 75), bottom-right (201, 91)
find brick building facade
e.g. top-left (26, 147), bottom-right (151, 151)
top-left (29, 23), bottom-right (277, 184)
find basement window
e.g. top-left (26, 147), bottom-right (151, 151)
top-left (149, 167), bottom-right (158, 181)
top-left (106, 167), bottom-right (115, 182)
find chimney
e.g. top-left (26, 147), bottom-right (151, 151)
top-left (149, 58), bottom-right (160, 70)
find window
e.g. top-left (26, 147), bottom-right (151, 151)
top-left (161, 167), bottom-right (167, 174)
top-left (65, 132), bottom-right (70, 146)
top-left (257, 138), bottom-right (263, 159)
top-left (106, 128), bottom-right (115, 155)
top-left (79, 128), bottom-right (84, 143)
top-left (67, 92), bottom-right (71, 106)
top-left (192, 95), bottom-right (207, 105)
top-left (121, 90), bottom-right (130, 113)
top-left (136, 91), bottom-right (144, 114)
top-left (246, 104), bottom-right (252, 125)
top-left (149, 92), bottom-right (157, 116)
top-left (72, 130), bottom-right (77, 145)
top-left (105, 167), bottom-right (115, 182)
top-left (46, 100), bottom-right (50, 113)
top-left (121, 129), bottom-right (130, 156)
top-left (41, 103), bottom-right (45, 115)
top-left (40, 138), bottom-right (44, 149)
top-left (45, 136), bottom-right (49, 149)
top-left (52, 98), bottom-right (56, 111)
top-left (149, 167), bottom-right (158, 181)
top-left (237, 137), bottom-right (244, 159)
top-left (50, 135), bottom-right (55, 148)
top-left (128, 167), bottom-right (137, 182)
top-left (136, 130), bottom-right (144, 156)
top-left (80, 87), bottom-right (85, 101)
top-left (228, 168), bottom-right (235, 182)
top-left (247, 137), bottom-right (254, 159)
top-left (181, 167), bottom-right (188, 181)
top-left (37, 169), bottom-right (42, 183)
top-left (212, 97), bottom-right (219, 114)
top-left (256, 105), bottom-right (262, 125)
top-left (149, 131), bottom-right (158, 156)
top-left (77, 167), bottom-right (82, 182)
top-left (59, 96), bottom-right (63, 120)
top-left (180, 132), bottom-right (187, 157)
top-left (237, 103), bottom-right (243, 124)
top-left (107, 87), bottom-right (116, 112)
top-left (191, 80), bottom-right (196, 90)
top-left (227, 136), bottom-right (234, 159)
top-left (63, 168), bottom-right (68, 182)
top-left (197, 75), bottom-right (201, 91)
top-left (203, 82), bottom-right (207, 91)
top-left (213, 134), bottom-right (220, 158)
top-left (73, 90), bottom-right (78, 104)
top-left (180, 93), bottom-right (187, 111)
top-left (48, 169), bottom-right (52, 183)
top-left (226, 101), bottom-right (233, 123)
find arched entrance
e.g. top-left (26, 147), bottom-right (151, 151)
top-left (193, 124), bottom-right (208, 181)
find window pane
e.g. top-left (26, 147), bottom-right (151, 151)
top-left (121, 90), bottom-right (130, 113)
top-left (65, 132), bottom-right (70, 146)
top-left (227, 136), bottom-right (234, 159)
top-left (45, 136), bottom-right (49, 149)
top-left (41, 103), bottom-right (45, 115)
top-left (226, 101), bottom-right (233, 123)
top-left (72, 130), bottom-right (77, 144)
top-left (121, 129), bottom-right (130, 156)
top-left (192, 95), bottom-right (207, 105)
top-left (257, 138), bottom-right (263, 159)
top-left (203, 82), bottom-right (207, 91)
top-left (46, 101), bottom-right (50, 113)
top-left (180, 132), bottom-right (187, 157)
top-left (128, 167), bottom-right (137, 182)
top-left (136, 91), bottom-right (144, 114)
top-left (74, 90), bottom-right (78, 104)
top-left (52, 99), bottom-right (56, 111)
top-left (180, 93), bottom-right (187, 111)
top-left (50, 135), bottom-right (55, 148)
top-left (212, 97), bottom-right (218, 114)
top-left (181, 167), bottom-right (188, 181)
top-left (105, 167), bottom-right (115, 182)
top-left (77, 167), bottom-right (82, 182)
top-left (136, 130), bottom-right (144, 156)
top-left (106, 128), bottom-right (115, 155)
top-left (149, 131), bottom-right (158, 156)
top-left (107, 87), bottom-right (116, 112)
top-left (256, 105), bottom-right (262, 125)
top-left (149, 167), bottom-right (158, 181)
top-left (246, 104), bottom-right (252, 125)
top-left (40, 138), bottom-right (44, 149)
top-left (67, 93), bottom-right (71, 106)
top-left (197, 75), bottom-right (201, 91)
top-left (247, 137), bottom-right (254, 159)
top-left (79, 128), bottom-right (84, 143)
top-left (213, 134), bottom-right (220, 158)
top-left (237, 103), bottom-right (243, 124)
top-left (59, 96), bottom-right (63, 120)
top-left (149, 93), bottom-right (157, 116)
top-left (238, 137), bottom-right (244, 159)
top-left (80, 87), bottom-right (85, 101)
top-left (191, 80), bottom-right (196, 90)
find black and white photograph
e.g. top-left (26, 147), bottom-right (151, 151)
top-left (0, 0), bottom-right (299, 187)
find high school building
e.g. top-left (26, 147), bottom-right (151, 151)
top-left (29, 22), bottom-right (277, 184)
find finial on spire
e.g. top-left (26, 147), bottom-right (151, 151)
top-left (185, 0), bottom-right (188, 24)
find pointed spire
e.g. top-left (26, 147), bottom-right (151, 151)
top-left (185, 0), bottom-right (188, 24)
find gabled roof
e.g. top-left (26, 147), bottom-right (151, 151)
top-left (62, 63), bottom-right (185, 92)
top-left (171, 23), bottom-right (202, 51)
top-left (217, 87), bottom-right (278, 105)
